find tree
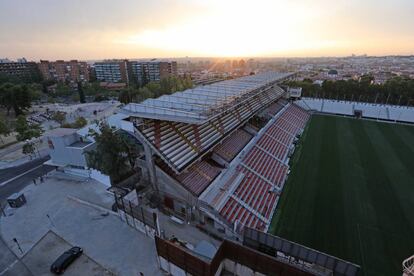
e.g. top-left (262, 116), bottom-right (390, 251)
top-left (15, 115), bottom-right (43, 157)
top-left (0, 73), bottom-right (20, 85)
top-left (141, 71), bottom-right (149, 87)
top-left (0, 83), bottom-right (33, 116)
top-left (94, 94), bottom-right (108, 102)
top-left (77, 82), bottom-right (86, 103)
top-left (73, 117), bottom-right (87, 128)
top-left (51, 111), bottom-right (66, 126)
top-left (118, 76), bottom-right (192, 104)
top-left (0, 117), bottom-right (11, 143)
top-left (22, 142), bottom-right (36, 159)
top-left (145, 82), bottom-right (162, 97)
top-left (0, 83), bottom-right (14, 114)
top-left (55, 83), bottom-right (72, 97)
top-left (84, 81), bottom-right (106, 96)
top-left (286, 76), bottom-right (414, 106)
top-left (85, 123), bottom-right (141, 184)
top-left (15, 115), bottom-right (43, 141)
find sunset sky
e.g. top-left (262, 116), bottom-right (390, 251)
top-left (1, 0), bottom-right (414, 60)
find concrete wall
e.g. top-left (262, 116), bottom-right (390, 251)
top-left (90, 169), bottom-right (111, 187)
top-left (48, 134), bottom-right (94, 168)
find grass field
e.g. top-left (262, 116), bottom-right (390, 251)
top-left (269, 114), bottom-right (414, 276)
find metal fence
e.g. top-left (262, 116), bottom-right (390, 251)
top-left (115, 195), bottom-right (159, 238)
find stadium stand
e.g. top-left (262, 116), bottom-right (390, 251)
top-left (298, 97), bottom-right (414, 123)
top-left (176, 161), bottom-right (222, 195)
top-left (213, 129), bottom-right (253, 162)
top-left (155, 157), bottom-right (222, 196)
top-left (215, 103), bottom-right (310, 232)
top-left (266, 101), bottom-right (285, 116)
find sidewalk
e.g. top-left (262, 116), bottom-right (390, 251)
top-left (0, 149), bottom-right (49, 170)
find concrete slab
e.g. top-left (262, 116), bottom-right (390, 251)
top-left (22, 230), bottom-right (113, 276)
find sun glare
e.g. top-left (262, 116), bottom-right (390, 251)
top-left (120, 0), bottom-right (312, 57)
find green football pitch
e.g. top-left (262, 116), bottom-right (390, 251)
top-left (269, 114), bottom-right (414, 276)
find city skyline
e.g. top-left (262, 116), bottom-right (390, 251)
top-left (1, 0), bottom-right (414, 60)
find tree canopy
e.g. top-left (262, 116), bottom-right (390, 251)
top-left (51, 111), bottom-right (66, 126)
top-left (22, 142), bottom-right (36, 157)
top-left (85, 123), bottom-right (142, 184)
top-left (15, 115), bottom-right (43, 141)
top-left (119, 76), bottom-right (193, 104)
top-left (0, 116), bottom-right (11, 143)
top-left (62, 116), bottom-right (87, 129)
top-left (285, 76), bottom-right (414, 106)
top-left (0, 83), bottom-right (34, 116)
top-left (77, 81), bottom-right (86, 103)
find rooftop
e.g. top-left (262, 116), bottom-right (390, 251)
top-left (68, 140), bottom-right (92, 148)
top-left (45, 128), bottom-right (77, 137)
top-left (122, 72), bottom-right (293, 124)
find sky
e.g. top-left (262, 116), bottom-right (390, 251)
top-left (1, 0), bottom-right (414, 60)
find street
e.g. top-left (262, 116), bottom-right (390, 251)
top-left (0, 157), bottom-right (54, 202)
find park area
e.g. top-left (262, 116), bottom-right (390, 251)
top-left (270, 114), bottom-right (414, 276)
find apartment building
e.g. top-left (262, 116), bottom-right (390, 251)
top-left (92, 59), bottom-right (178, 85)
top-left (38, 60), bottom-right (89, 83)
top-left (0, 58), bottom-right (41, 82)
top-left (93, 60), bottom-right (129, 83)
top-left (129, 60), bottom-right (177, 84)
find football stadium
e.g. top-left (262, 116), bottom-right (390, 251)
top-left (104, 72), bottom-right (414, 275)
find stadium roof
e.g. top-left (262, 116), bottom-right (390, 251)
top-left (122, 72), bottom-right (294, 124)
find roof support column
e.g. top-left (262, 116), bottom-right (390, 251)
top-left (143, 142), bottom-right (159, 193)
top-left (192, 125), bottom-right (202, 149)
top-left (154, 120), bottom-right (161, 149)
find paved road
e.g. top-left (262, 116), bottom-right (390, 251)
top-left (0, 158), bottom-right (54, 202)
top-left (0, 156), bottom-right (50, 183)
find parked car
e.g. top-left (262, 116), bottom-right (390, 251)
top-left (50, 246), bottom-right (83, 274)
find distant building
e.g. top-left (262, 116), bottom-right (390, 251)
top-left (0, 58), bottom-right (41, 82)
top-left (288, 87), bottom-right (302, 98)
top-left (38, 60), bottom-right (89, 83)
top-left (129, 60), bottom-right (177, 85)
top-left (327, 69), bottom-right (339, 79)
top-left (94, 60), bottom-right (129, 84)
